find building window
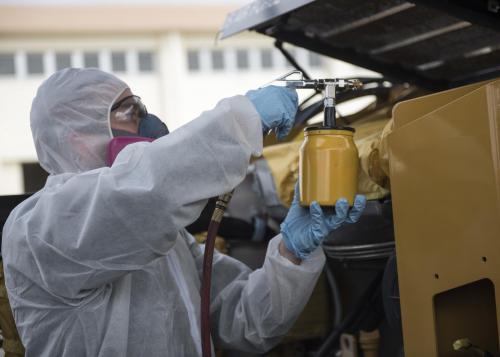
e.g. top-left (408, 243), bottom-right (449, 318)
top-left (260, 49), bottom-right (273, 69)
top-left (111, 51), bottom-right (126, 72)
top-left (309, 51), bottom-right (322, 68)
top-left (187, 50), bottom-right (200, 71)
top-left (83, 52), bottom-right (99, 68)
top-left (236, 49), bottom-right (249, 69)
top-left (138, 51), bottom-right (154, 72)
top-left (55, 52), bottom-right (72, 71)
top-left (27, 53), bottom-right (44, 75)
top-left (0, 53), bottom-right (15, 75)
top-left (211, 50), bottom-right (224, 70)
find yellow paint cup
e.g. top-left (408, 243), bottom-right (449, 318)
top-left (299, 126), bottom-right (359, 206)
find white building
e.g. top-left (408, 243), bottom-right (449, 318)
top-left (0, 4), bottom-right (377, 195)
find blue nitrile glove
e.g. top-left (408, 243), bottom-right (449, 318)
top-left (280, 183), bottom-right (367, 260)
top-left (245, 85), bottom-right (298, 140)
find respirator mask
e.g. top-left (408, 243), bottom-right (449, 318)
top-left (107, 95), bottom-right (169, 166)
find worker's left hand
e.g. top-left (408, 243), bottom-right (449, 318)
top-left (280, 183), bottom-right (366, 260)
top-left (245, 85), bottom-right (298, 140)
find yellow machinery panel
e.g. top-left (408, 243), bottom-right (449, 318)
top-left (388, 79), bottom-right (500, 356)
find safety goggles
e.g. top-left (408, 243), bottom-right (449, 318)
top-left (110, 95), bottom-right (148, 124)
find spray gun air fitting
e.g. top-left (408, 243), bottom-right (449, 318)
top-left (269, 70), bottom-right (363, 207)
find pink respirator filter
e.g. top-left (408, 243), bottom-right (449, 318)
top-left (106, 136), bottom-right (154, 166)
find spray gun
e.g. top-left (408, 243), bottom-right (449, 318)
top-left (268, 70), bottom-right (363, 207)
top-left (267, 70), bottom-right (363, 128)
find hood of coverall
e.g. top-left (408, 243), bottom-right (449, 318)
top-left (30, 68), bottom-right (129, 174)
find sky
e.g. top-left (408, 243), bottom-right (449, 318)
top-left (0, 0), bottom-right (247, 4)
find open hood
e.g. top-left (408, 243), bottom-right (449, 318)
top-left (220, 0), bottom-right (500, 90)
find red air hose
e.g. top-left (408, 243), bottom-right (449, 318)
top-left (201, 192), bottom-right (234, 357)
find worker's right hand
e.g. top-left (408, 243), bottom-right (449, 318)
top-left (245, 86), bottom-right (298, 140)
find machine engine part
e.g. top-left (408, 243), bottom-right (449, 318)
top-left (359, 329), bottom-right (380, 357)
top-left (340, 334), bottom-right (358, 357)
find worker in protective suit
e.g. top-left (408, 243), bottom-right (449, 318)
top-left (2, 68), bottom-right (366, 356)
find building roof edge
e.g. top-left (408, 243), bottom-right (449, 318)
top-left (0, 5), bottom-right (235, 34)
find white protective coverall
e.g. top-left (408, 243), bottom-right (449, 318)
top-left (2, 68), bottom-right (325, 356)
